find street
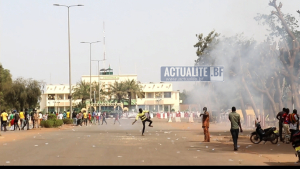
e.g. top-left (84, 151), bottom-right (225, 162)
top-left (0, 118), bottom-right (298, 165)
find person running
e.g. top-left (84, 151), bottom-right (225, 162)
top-left (114, 113), bottom-right (120, 125)
top-left (132, 108), bottom-right (153, 136)
top-left (101, 112), bottom-right (107, 125)
top-left (0, 110), bottom-right (8, 132)
top-left (228, 106), bottom-right (243, 151)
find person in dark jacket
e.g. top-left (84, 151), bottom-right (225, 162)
top-left (14, 110), bottom-right (21, 130)
top-left (276, 108), bottom-right (286, 142)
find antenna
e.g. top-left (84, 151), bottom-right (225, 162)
top-left (103, 21), bottom-right (106, 70)
top-left (119, 56), bottom-right (120, 75)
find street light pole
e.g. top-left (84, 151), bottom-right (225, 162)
top-left (92, 59), bottom-right (105, 112)
top-left (53, 3), bottom-right (83, 118)
top-left (81, 41), bottom-right (101, 114)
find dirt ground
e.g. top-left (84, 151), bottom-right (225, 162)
top-left (0, 118), bottom-right (298, 165)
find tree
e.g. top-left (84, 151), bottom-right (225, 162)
top-left (124, 79), bottom-right (143, 109)
top-left (0, 64), bottom-right (12, 111)
top-left (109, 81), bottom-right (127, 103)
top-left (255, 0), bottom-right (300, 110)
top-left (25, 79), bottom-right (42, 109)
top-left (72, 81), bottom-right (90, 105)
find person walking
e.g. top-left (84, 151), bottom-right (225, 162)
top-left (0, 111), bottom-right (3, 131)
top-left (101, 112), bottom-right (107, 125)
top-left (228, 107), bottom-right (243, 151)
top-left (276, 108), bottom-right (286, 142)
top-left (19, 109), bottom-right (25, 129)
top-left (132, 108), bottom-right (153, 136)
top-left (0, 110), bottom-right (8, 132)
top-left (200, 107), bottom-right (210, 142)
top-left (83, 110), bottom-right (88, 126)
top-left (92, 111), bottom-right (96, 125)
top-left (14, 110), bottom-right (21, 131)
top-left (66, 110), bottom-right (70, 119)
top-left (31, 110), bottom-right (35, 128)
top-left (22, 108), bottom-right (29, 130)
top-left (72, 111), bottom-right (77, 125)
top-left (88, 112), bottom-right (92, 124)
top-left (114, 113), bottom-right (120, 125)
top-left (76, 111), bottom-right (83, 126)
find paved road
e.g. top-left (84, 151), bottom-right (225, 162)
top-left (0, 118), bottom-right (298, 165)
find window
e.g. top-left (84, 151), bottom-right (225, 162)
top-left (147, 93), bottom-right (154, 98)
top-left (57, 94), bottom-right (64, 100)
top-left (48, 94), bottom-right (55, 100)
top-left (164, 92), bottom-right (171, 98)
top-left (138, 92), bottom-right (145, 98)
top-left (155, 92), bottom-right (162, 98)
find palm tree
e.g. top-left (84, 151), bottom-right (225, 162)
top-left (72, 80), bottom-right (90, 105)
top-left (109, 81), bottom-right (127, 103)
top-left (124, 79), bottom-right (144, 109)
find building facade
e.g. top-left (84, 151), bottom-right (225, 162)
top-left (40, 74), bottom-right (180, 113)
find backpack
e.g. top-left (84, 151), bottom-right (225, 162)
top-left (290, 114), bottom-right (298, 124)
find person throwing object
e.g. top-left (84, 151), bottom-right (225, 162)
top-left (132, 108), bottom-right (153, 136)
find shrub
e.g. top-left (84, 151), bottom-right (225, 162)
top-left (40, 120), bottom-right (54, 128)
top-left (47, 114), bottom-right (57, 120)
top-left (53, 119), bottom-right (63, 127)
top-left (63, 118), bottom-right (73, 124)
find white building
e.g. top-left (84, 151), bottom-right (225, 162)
top-left (39, 69), bottom-right (180, 113)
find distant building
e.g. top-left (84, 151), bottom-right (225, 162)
top-left (40, 67), bottom-right (180, 113)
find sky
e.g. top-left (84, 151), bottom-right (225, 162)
top-left (1, 0), bottom-right (300, 91)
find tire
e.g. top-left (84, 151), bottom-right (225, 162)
top-left (270, 133), bottom-right (279, 144)
top-left (250, 133), bottom-right (260, 144)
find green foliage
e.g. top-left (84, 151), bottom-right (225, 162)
top-left (47, 114), bottom-right (56, 120)
top-left (40, 120), bottom-right (54, 128)
top-left (53, 119), bottom-right (63, 127)
top-left (63, 118), bottom-right (73, 124)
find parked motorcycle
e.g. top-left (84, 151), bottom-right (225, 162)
top-left (250, 120), bottom-right (279, 144)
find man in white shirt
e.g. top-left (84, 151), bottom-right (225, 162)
top-left (57, 113), bottom-right (63, 120)
top-left (38, 112), bottom-right (43, 126)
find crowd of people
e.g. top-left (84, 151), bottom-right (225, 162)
top-left (72, 109), bottom-right (121, 126)
top-left (0, 109), bottom-right (122, 132)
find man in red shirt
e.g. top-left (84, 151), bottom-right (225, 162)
top-left (282, 108), bottom-right (290, 141)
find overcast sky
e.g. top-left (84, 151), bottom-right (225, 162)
top-left (1, 0), bottom-right (299, 91)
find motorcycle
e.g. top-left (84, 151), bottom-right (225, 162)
top-left (250, 120), bottom-right (279, 144)
top-left (291, 130), bottom-right (300, 163)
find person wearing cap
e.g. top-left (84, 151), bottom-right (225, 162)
top-left (200, 107), bottom-right (210, 142)
top-left (132, 108), bottom-right (153, 136)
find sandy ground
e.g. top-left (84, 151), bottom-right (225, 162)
top-left (0, 117), bottom-right (298, 166)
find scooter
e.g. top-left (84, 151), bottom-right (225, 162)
top-left (250, 120), bottom-right (279, 144)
